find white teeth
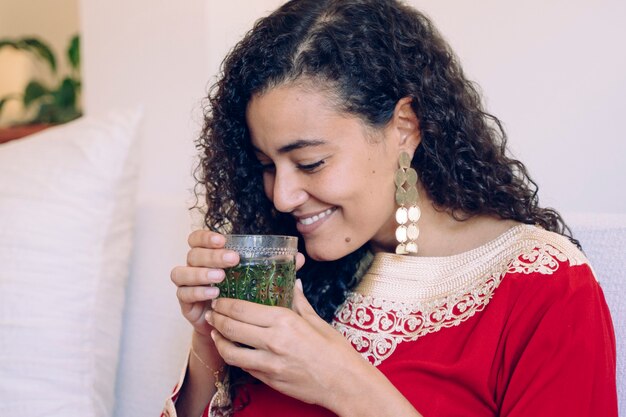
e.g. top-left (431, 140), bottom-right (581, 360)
top-left (299, 208), bottom-right (334, 226)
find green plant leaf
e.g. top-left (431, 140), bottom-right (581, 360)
top-left (23, 81), bottom-right (50, 107)
top-left (21, 38), bottom-right (56, 73)
top-left (57, 107), bottom-right (81, 124)
top-left (0, 36), bottom-right (82, 125)
top-left (67, 34), bottom-right (80, 70)
top-left (66, 77), bottom-right (81, 91)
top-left (53, 77), bottom-right (77, 108)
top-left (34, 102), bottom-right (56, 124)
top-left (0, 39), bottom-right (19, 49)
top-left (32, 102), bottom-right (80, 124)
top-left (0, 97), bottom-right (10, 119)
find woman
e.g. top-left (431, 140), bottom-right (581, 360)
top-left (163, 1), bottom-right (617, 416)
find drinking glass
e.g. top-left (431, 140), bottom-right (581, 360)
top-left (216, 235), bottom-right (298, 307)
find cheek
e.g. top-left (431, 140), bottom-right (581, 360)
top-left (358, 163), bottom-right (396, 216)
top-left (363, 157), bottom-right (393, 190)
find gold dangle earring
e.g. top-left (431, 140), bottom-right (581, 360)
top-left (395, 151), bottom-right (420, 254)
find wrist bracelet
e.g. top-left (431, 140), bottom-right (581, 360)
top-left (190, 346), bottom-right (230, 406)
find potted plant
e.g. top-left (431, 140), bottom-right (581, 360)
top-left (0, 34), bottom-right (81, 143)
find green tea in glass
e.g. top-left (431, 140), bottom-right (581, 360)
top-left (217, 235), bottom-right (298, 307)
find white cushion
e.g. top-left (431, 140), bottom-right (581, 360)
top-left (0, 110), bottom-right (141, 417)
top-left (569, 213), bottom-right (626, 416)
top-left (112, 199), bottom-right (193, 417)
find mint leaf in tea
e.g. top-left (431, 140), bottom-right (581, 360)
top-left (217, 259), bottom-right (295, 307)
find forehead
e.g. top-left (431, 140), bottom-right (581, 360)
top-left (247, 83), bottom-right (336, 129)
top-left (246, 84), bottom-right (374, 153)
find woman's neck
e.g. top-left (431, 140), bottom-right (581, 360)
top-left (370, 195), bottom-right (520, 257)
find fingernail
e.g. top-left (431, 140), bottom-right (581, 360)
top-left (210, 330), bottom-right (217, 341)
top-left (295, 278), bottom-right (303, 291)
top-left (211, 235), bottom-right (223, 245)
top-left (207, 269), bottom-right (223, 281)
top-left (223, 252), bottom-right (237, 264)
top-left (204, 287), bottom-right (219, 298)
top-left (211, 298), bottom-right (218, 310)
top-left (205, 310), bottom-right (212, 322)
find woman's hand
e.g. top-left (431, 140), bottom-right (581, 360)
top-left (171, 230), bottom-right (305, 338)
top-left (170, 230), bottom-right (241, 338)
top-left (206, 280), bottom-right (374, 414)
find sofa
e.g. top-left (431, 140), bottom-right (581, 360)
top-left (0, 112), bottom-right (624, 416)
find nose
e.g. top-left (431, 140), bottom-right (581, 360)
top-left (267, 168), bottom-right (308, 213)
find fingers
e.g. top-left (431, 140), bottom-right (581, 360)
top-left (211, 330), bottom-right (288, 379)
top-left (186, 230), bottom-right (239, 268)
top-left (171, 266), bottom-right (225, 286)
top-left (210, 298), bottom-right (285, 328)
top-left (188, 230), bottom-right (225, 249)
top-left (187, 247), bottom-right (239, 268)
top-left (211, 329), bottom-right (280, 374)
top-left (205, 309), bottom-right (266, 348)
top-left (292, 280), bottom-right (316, 317)
top-left (292, 280), bottom-right (329, 331)
top-left (179, 298), bottom-right (209, 320)
top-left (176, 285), bottom-right (219, 304)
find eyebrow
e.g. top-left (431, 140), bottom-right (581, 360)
top-left (253, 139), bottom-right (328, 155)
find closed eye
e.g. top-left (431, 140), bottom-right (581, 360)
top-left (297, 159), bottom-right (326, 172)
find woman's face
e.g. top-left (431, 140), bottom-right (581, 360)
top-left (246, 84), bottom-right (408, 261)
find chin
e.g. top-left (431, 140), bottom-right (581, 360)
top-left (303, 239), bottom-right (356, 262)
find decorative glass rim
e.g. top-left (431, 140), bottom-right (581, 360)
top-left (224, 234), bottom-right (298, 256)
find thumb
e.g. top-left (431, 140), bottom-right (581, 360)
top-left (292, 278), bottom-right (316, 317)
top-left (295, 252), bottom-right (306, 271)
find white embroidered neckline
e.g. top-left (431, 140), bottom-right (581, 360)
top-left (332, 225), bottom-right (588, 365)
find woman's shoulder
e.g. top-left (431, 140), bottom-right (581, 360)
top-left (498, 224), bottom-right (600, 304)
top-left (504, 224), bottom-right (591, 278)
top-left (489, 226), bottom-right (611, 350)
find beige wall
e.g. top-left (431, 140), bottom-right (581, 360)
top-left (0, 0), bottom-right (79, 125)
top-left (410, 0), bottom-right (626, 214)
top-left (205, 0), bottom-right (287, 79)
top-left (80, 0), bottom-right (207, 203)
top-left (80, 1), bottom-right (211, 415)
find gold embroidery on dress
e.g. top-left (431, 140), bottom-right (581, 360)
top-left (332, 225), bottom-right (589, 366)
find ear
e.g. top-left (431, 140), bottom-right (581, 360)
top-left (388, 96), bottom-right (421, 155)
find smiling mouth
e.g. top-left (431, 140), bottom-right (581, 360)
top-left (298, 207), bottom-right (337, 226)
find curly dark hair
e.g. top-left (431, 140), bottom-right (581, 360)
top-left (194, 0), bottom-right (579, 404)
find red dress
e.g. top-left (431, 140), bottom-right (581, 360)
top-left (163, 225), bottom-right (617, 417)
